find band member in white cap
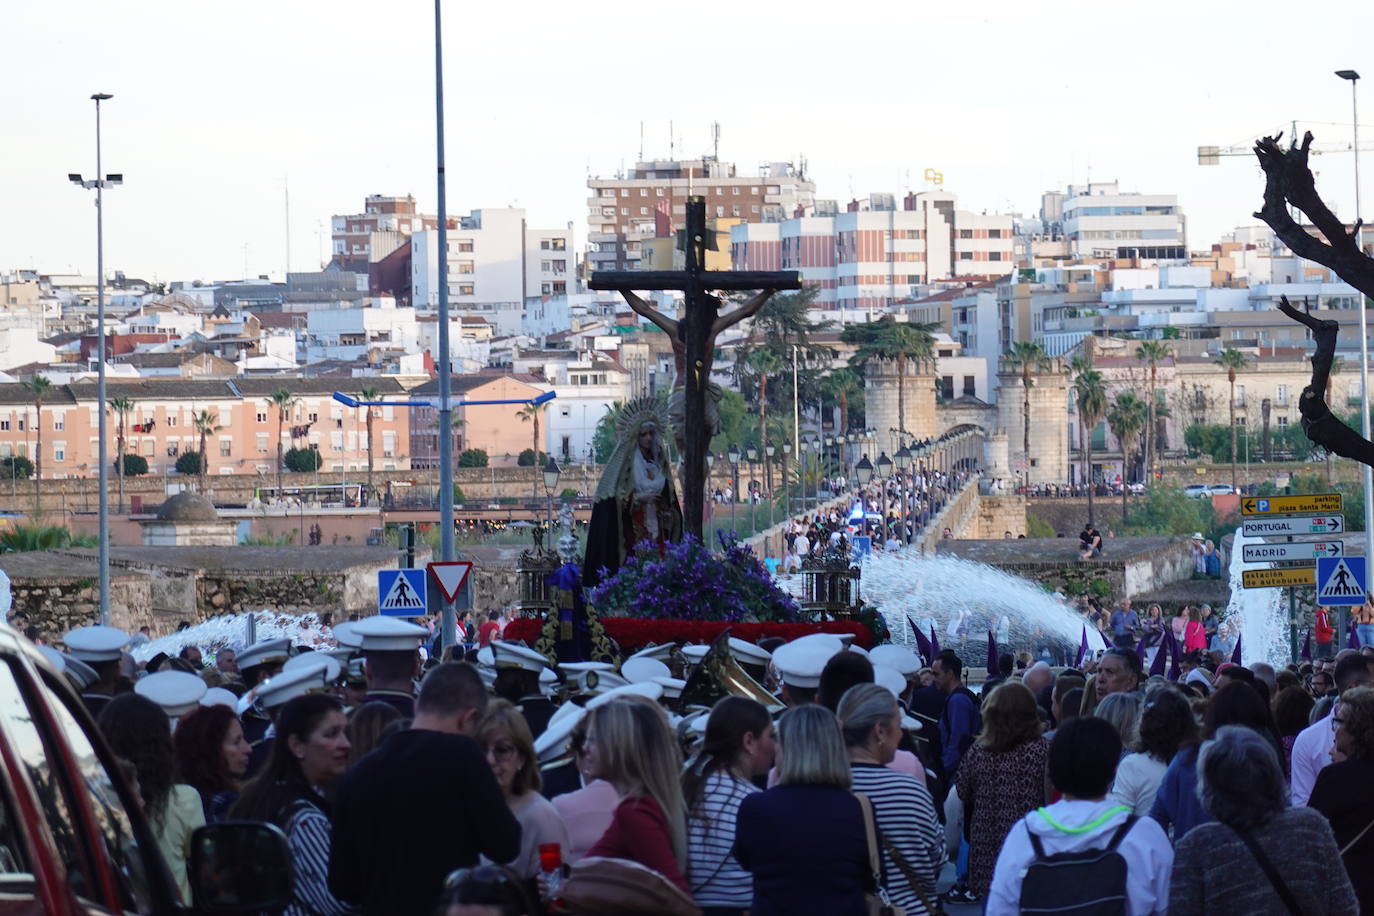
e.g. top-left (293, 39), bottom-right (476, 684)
top-left (63, 624), bottom-right (131, 717)
top-left (491, 640), bottom-right (557, 739)
top-left (234, 638), bottom-right (291, 746)
top-left (351, 616), bottom-right (428, 718)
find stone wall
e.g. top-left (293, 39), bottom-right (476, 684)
top-left (0, 552), bottom-right (155, 641)
top-left (864, 357), bottom-right (939, 440)
top-left (996, 360), bottom-right (1070, 486)
top-left (970, 495), bottom-right (1028, 539)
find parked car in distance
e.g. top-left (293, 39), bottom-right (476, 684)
top-left (1204, 484), bottom-right (1237, 496)
top-left (1185, 483), bottom-right (1236, 498)
top-left (0, 622), bottom-right (292, 914)
top-left (1183, 484), bottom-right (1209, 498)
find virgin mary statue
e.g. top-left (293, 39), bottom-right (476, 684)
top-left (581, 397), bottom-right (684, 590)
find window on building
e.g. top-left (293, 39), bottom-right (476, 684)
top-left (732, 187), bottom-right (741, 195)
top-left (959, 229), bottom-right (973, 239)
top-left (256, 433), bottom-right (268, 453)
top-left (53, 443), bottom-right (65, 462)
top-left (142, 440), bottom-right (154, 457)
top-left (255, 411), bottom-right (267, 423)
top-left (620, 189), bottom-right (629, 197)
top-left (219, 438), bottom-right (232, 457)
top-left (331, 432), bottom-right (344, 451)
top-left (542, 283), bottom-right (552, 295)
top-left (553, 281), bottom-right (566, 294)
top-left (52, 414), bottom-right (64, 431)
top-left (640, 188), bottom-right (648, 196)
top-left (940, 376), bottom-right (955, 399)
top-left (751, 205), bottom-right (760, 213)
top-left (959, 252), bottom-right (973, 260)
top-left (989, 229), bottom-right (1002, 239)
top-left (457, 261), bottom-right (474, 274)
top-left (0, 420), bottom-right (9, 431)
top-left (655, 188), bottom-right (665, 196)
top-left (731, 206), bottom-right (741, 217)
top-left (1277, 416), bottom-right (1289, 428)
top-left (602, 189), bottom-right (615, 198)
top-left (716, 206), bottom-right (725, 218)
top-left (620, 208), bottom-right (629, 216)
top-left (989, 252), bottom-right (1003, 261)
top-left (458, 284), bottom-right (474, 296)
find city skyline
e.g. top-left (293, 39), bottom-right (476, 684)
top-left (4, 0), bottom-right (1373, 281)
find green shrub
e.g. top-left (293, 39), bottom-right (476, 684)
top-left (117, 454), bottom-right (149, 476)
top-left (284, 447), bottom-right (322, 472)
top-left (517, 448), bottom-right (547, 467)
top-left (175, 451), bottom-right (203, 475)
top-left (458, 448), bottom-right (489, 468)
top-left (0, 456), bottom-right (33, 479)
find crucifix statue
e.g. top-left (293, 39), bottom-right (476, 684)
top-left (590, 196), bottom-right (801, 539)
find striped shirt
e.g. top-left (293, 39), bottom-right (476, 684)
top-left (686, 771), bottom-right (759, 907)
top-left (851, 763), bottom-right (945, 915)
top-left (283, 801), bottom-right (357, 916)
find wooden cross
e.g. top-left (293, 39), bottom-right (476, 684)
top-left (590, 196), bottom-right (801, 538)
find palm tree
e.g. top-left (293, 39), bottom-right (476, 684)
top-left (23, 375), bottom-right (51, 515)
top-left (268, 389), bottom-right (299, 500)
top-left (109, 395), bottom-right (135, 513)
top-left (1134, 340), bottom-right (1172, 485)
top-left (1003, 342), bottom-right (1053, 482)
top-left (517, 402), bottom-right (546, 499)
top-left (1072, 360), bottom-right (1108, 525)
top-left (192, 409), bottom-right (221, 491)
top-left (1107, 390), bottom-right (1149, 519)
top-left (742, 347), bottom-right (781, 486)
top-left (359, 385), bottom-right (378, 501)
top-left (820, 368), bottom-right (864, 442)
top-left (842, 317), bottom-right (937, 435)
top-left (1215, 347), bottom-right (1251, 491)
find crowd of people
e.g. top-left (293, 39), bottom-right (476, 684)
top-left (31, 600), bottom-right (1374, 916)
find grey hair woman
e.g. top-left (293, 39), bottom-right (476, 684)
top-left (1095, 691), bottom-right (1142, 754)
top-left (837, 684), bottom-right (945, 913)
top-left (1168, 726), bottom-right (1357, 913)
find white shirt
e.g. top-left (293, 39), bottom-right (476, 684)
top-left (1290, 709), bottom-right (1335, 806)
top-left (1110, 753), bottom-right (1169, 816)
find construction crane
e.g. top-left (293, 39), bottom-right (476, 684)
top-left (1198, 119), bottom-right (1374, 164)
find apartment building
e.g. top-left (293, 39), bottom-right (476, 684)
top-left (1057, 182), bottom-right (1186, 261)
top-left (731, 191), bottom-right (1014, 315)
top-left (331, 194), bottom-right (436, 270)
top-left (410, 209), bottom-right (576, 328)
top-left (0, 378), bottom-right (411, 480)
top-left (587, 157), bottom-right (814, 273)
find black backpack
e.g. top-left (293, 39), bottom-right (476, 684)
top-left (1018, 814), bottom-right (1136, 916)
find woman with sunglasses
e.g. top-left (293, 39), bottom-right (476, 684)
top-left (478, 700), bottom-right (569, 888)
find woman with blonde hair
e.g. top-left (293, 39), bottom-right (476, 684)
top-left (478, 700), bottom-right (569, 889)
top-left (1079, 673), bottom-right (1102, 717)
top-left (583, 696), bottom-right (689, 892)
top-left (954, 682), bottom-right (1049, 902)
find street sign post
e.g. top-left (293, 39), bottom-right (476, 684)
top-left (1241, 515), bottom-right (1345, 537)
top-left (1242, 541), bottom-right (1345, 563)
top-left (1241, 493), bottom-right (1342, 516)
top-left (1242, 567), bottom-right (1317, 589)
top-left (378, 568), bottom-right (427, 616)
top-left (1317, 557), bottom-right (1368, 605)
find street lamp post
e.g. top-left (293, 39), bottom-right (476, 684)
top-left (1338, 69), bottom-right (1374, 614)
top-left (542, 455), bottom-right (560, 537)
top-left (854, 456), bottom-right (874, 540)
top-left (68, 92), bottom-right (120, 626)
top-left (781, 439), bottom-right (791, 521)
top-left (728, 443), bottom-right (741, 534)
top-left (765, 440), bottom-right (776, 531)
top-left (746, 446), bottom-right (759, 533)
top-left (876, 452), bottom-right (893, 544)
top-left (895, 444), bottom-right (912, 546)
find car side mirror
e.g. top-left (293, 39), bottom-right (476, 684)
top-left (189, 821), bottom-right (293, 914)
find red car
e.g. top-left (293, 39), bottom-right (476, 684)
top-left (0, 622), bottom-right (291, 914)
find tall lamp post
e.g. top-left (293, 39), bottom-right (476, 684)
top-left (854, 456), bottom-right (874, 540)
top-left (1338, 69), bottom-right (1373, 635)
top-left (876, 452), bottom-right (893, 544)
top-left (765, 440), bottom-right (776, 531)
top-left (68, 92), bottom-right (120, 626)
top-left (746, 446), bottom-right (759, 532)
top-left (727, 444), bottom-right (741, 533)
top-left (780, 439), bottom-right (791, 521)
top-left (895, 444), bottom-right (912, 546)
top-left (542, 455), bottom-right (560, 537)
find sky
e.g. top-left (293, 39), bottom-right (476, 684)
top-left (5, 0), bottom-right (1374, 283)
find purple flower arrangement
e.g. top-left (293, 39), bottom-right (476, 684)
top-left (587, 531), bottom-right (801, 623)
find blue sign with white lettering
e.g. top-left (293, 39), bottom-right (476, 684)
top-left (378, 568), bottom-right (427, 616)
top-left (1317, 556), bottom-right (1367, 606)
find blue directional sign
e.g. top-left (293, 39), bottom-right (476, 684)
top-left (378, 568), bottom-right (427, 616)
top-left (1317, 556), bottom-right (1368, 606)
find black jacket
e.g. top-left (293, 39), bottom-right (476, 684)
top-left (329, 728), bottom-right (520, 915)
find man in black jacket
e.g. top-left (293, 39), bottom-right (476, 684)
top-left (330, 662), bottom-right (520, 915)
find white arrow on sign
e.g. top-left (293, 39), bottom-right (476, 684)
top-left (1241, 515), bottom-right (1344, 537)
top-left (1242, 541), bottom-right (1344, 563)
top-left (428, 561), bottom-right (473, 603)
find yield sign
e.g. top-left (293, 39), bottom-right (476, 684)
top-left (428, 561), bottom-right (473, 602)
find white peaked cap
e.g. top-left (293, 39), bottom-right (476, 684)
top-left (200, 687), bottom-right (240, 710)
top-left (873, 664), bottom-right (908, 699)
top-left (627, 644), bottom-right (675, 663)
top-left (587, 680), bottom-right (664, 709)
top-left (258, 662), bottom-right (330, 709)
top-left (534, 704), bottom-right (587, 765)
top-left (352, 616), bottom-right (428, 652)
top-left (64, 625), bottom-right (130, 662)
top-left (493, 640), bottom-right (549, 673)
top-left (136, 671), bottom-right (208, 719)
top-left (728, 637), bottom-right (772, 666)
top-left (772, 642), bottom-right (833, 689)
top-left (284, 652), bottom-right (342, 682)
top-left (652, 676), bottom-right (686, 698)
top-left (680, 645), bottom-right (710, 664)
top-left (621, 656), bottom-right (671, 684)
top-left (870, 645), bottom-right (921, 676)
top-left (331, 621), bottom-right (364, 649)
top-left (237, 638), bottom-right (292, 671)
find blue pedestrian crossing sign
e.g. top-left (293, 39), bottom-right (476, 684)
top-left (1317, 556), bottom-right (1368, 606)
top-left (378, 568), bottom-right (427, 616)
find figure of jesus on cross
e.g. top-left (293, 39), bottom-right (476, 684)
top-left (590, 196), bottom-right (801, 538)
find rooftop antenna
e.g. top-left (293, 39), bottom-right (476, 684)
top-left (670, 120), bottom-right (674, 160)
top-left (712, 121), bottom-right (720, 161)
top-left (639, 121), bottom-right (644, 162)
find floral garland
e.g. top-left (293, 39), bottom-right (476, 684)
top-left (504, 617), bottom-right (876, 651)
top-left (585, 532), bottom-right (800, 624)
